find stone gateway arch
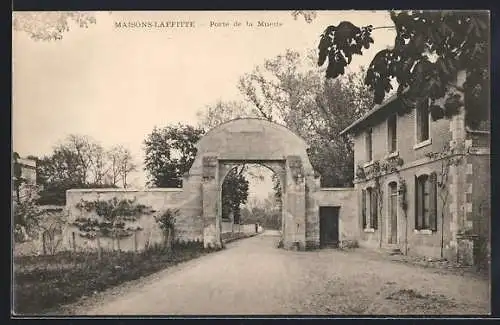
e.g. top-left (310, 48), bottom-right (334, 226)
top-left (66, 118), bottom-right (359, 252)
top-left (185, 118), bottom-right (321, 250)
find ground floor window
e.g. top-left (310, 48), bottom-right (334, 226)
top-left (362, 187), bottom-right (378, 230)
top-left (415, 173), bottom-right (437, 231)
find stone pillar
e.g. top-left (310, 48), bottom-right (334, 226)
top-left (284, 156), bottom-right (306, 250)
top-left (202, 156), bottom-right (222, 249)
top-left (447, 70), bottom-right (469, 263)
top-left (305, 175), bottom-right (320, 249)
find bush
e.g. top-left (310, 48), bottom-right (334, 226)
top-left (339, 240), bottom-right (359, 249)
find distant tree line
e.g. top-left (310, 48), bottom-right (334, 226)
top-left (22, 134), bottom-right (137, 205)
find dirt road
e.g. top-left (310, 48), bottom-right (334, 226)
top-left (63, 230), bottom-right (489, 315)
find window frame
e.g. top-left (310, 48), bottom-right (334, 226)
top-left (387, 114), bottom-right (398, 154)
top-left (363, 186), bottom-right (378, 231)
top-left (414, 99), bottom-right (432, 149)
top-left (365, 128), bottom-right (373, 163)
top-left (414, 173), bottom-right (437, 232)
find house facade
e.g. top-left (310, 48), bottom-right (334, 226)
top-left (340, 71), bottom-right (490, 267)
top-left (17, 158), bottom-right (37, 185)
top-left (13, 156), bottom-right (38, 201)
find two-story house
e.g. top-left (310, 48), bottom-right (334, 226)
top-left (340, 71), bottom-right (490, 267)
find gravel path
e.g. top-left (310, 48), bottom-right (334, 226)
top-left (57, 230), bottom-right (489, 315)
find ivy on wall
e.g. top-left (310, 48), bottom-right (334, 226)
top-left (73, 198), bottom-right (151, 239)
top-left (355, 156), bottom-right (405, 182)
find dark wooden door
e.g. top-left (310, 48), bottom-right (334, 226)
top-left (319, 206), bottom-right (339, 248)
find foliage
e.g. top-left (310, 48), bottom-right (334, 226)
top-left (13, 184), bottom-right (44, 242)
top-left (237, 50), bottom-right (373, 186)
top-left (144, 124), bottom-right (204, 188)
top-left (221, 167), bottom-right (250, 224)
top-left (355, 156), bottom-right (404, 181)
top-left (425, 141), bottom-right (469, 254)
top-left (154, 209), bottom-right (178, 249)
top-left (241, 194), bottom-right (282, 230)
top-left (12, 11), bottom-right (313, 44)
top-left (196, 100), bottom-right (257, 130)
top-left (13, 243), bottom-right (215, 314)
top-left (73, 198), bottom-right (149, 240)
top-left (355, 156), bottom-right (406, 230)
top-left (106, 145), bottom-right (137, 188)
top-left (33, 134), bottom-right (134, 205)
top-left (318, 11), bottom-right (489, 128)
top-left (272, 174), bottom-right (282, 211)
top-left (291, 11), bottom-right (317, 23)
top-left (13, 12), bottom-right (97, 41)
top-left (154, 209), bottom-right (178, 233)
top-left (339, 240), bottom-right (359, 250)
top-left (39, 210), bottom-right (68, 255)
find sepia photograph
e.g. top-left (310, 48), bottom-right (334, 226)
top-left (12, 10), bottom-right (491, 316)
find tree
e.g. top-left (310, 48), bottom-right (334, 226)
top-left (155, 209), bottom-right (178, 250)
top-left (107, 145), bottom-right (137, 188)
top-left (13, 184), bottom-right (43, 242)
top-left (89, 143), bottom-right (108, 185)
top-left (34, 135), bottom-right (124, 205)
top-left (221, 167), bottom-right (249, 224)
top-left (196, 100), bottom-right (258, 131)
top-left (143, 124), bottom-right (204, 188)
top-left (317, 10), bottom-right (489, 129)
top-left (238, 49), bottom-right (373, 186)
top-left (13, 11), bottom-right (97, 41)
top-left (73, 198), bottom-right (149, 252)
top-left (272, 174), bottom-right (282, 210)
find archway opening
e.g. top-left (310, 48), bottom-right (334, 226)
top-left (219, 162), bottom-right (283, 244)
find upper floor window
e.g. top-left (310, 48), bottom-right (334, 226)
top-left (387, 114), bottom-right (397, 153)
top-left (365, 128), bottom-right (373, 162)
top-left (416, 100), bottom-right (430, 143)
top-left (415, 173), bottom-right (437, 231)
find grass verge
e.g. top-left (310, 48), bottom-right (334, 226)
top-left (221, 231), bottom-right (258, 244)
top-left (13, 241), bottom-right (219, 315)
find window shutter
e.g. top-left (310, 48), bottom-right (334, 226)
top-left (372, 190), bottom-right (378, 230)
top-left (361, 189), bottom-right (367, 228)
top-left (415, 175), bottom-right (422, 230)
top-left (423, 177), bottom-right (430, 229)
top-left (429, 173), bottom-right (438, 231)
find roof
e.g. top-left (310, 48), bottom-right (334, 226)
top-left (339, 91), bottom-right (405, 136)
top-left (17, 158), bottom-right (36, 169)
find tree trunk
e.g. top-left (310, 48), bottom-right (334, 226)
top-left (42, 231), bottom-right (47, 255)
top-left (166, 228), bottom-right (171, 251)
top-left (72, 232), bottom-right (76, 253)
top-left (134, 231), bottom-right (138, 252)
top-left (97, 232), bottom-right (102, 261)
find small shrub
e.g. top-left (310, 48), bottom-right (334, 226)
top-left (339, 240), bottom-right (359, 249)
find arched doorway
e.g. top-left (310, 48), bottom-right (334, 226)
top-left (218, 161), bottom-right (286, 242)
top-left (183, 118), bottom-right (320, 250)
top-left (218, 162), bottom-right (284, 239)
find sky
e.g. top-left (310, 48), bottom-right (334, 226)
top-left (12, 11), bottom-right (395, 196)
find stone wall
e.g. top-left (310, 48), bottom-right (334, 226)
top-left (314, 188), bottom-right (358, 244)
top-left (64, 188), bottom-right (203, 252)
